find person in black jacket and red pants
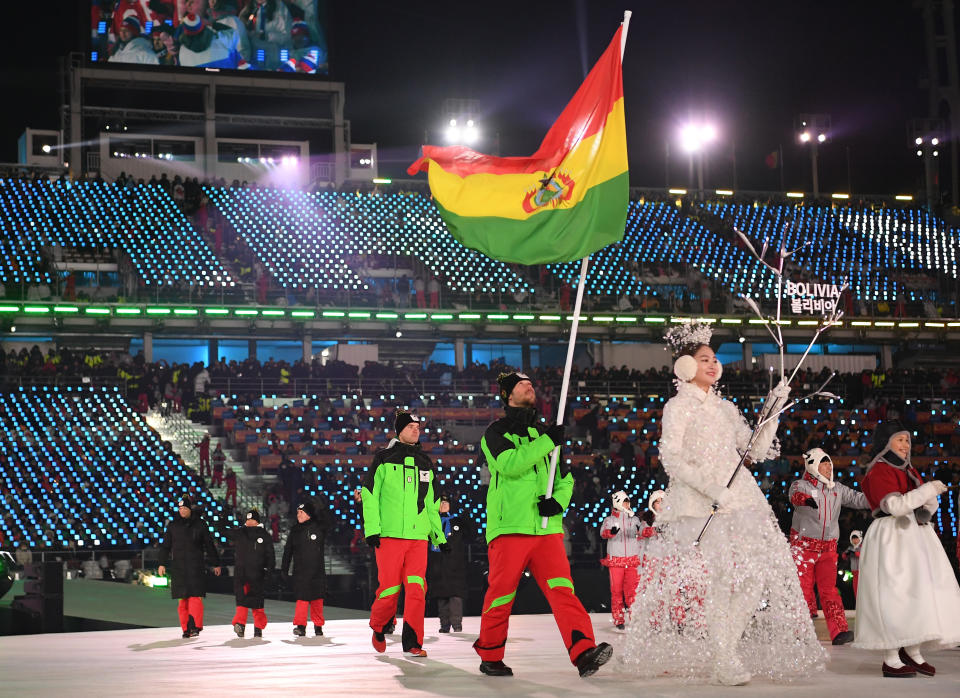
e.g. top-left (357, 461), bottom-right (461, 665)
top-left (281, 500), bottom-right (327, 637)
top-left (158, 495), bottom-right (222, 638)
top-left (230, 508), bottom-right (275, 638)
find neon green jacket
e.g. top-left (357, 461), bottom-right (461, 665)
top-left (480, 406), bottom-right (571, 543)
top-left (361, 440), bottom-right (446, 544)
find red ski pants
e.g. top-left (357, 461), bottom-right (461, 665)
top-left (294, 599), bottom-right (324, 626)
top-left (852, 570), bottom-right (859, 596)
top-left (177, 597), bottom-right (204, 631)
top-left (608, 565), bottom-right (638, 625)
top-left (369, 538), bottom-right (427, 646)
top-left (232, 606), bottom-right (267, 629)
top-left (790, 532), bottom-right (848, 639)
top-left (474, 533), bottom-right (596, 665)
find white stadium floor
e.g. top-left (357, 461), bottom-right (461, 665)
top-left (2, 613), bottom-right (960, 697)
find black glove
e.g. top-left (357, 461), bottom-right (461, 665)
top-left (366, 534), bottom-right (381, 548)
top-left (545, 424), bottom-right (566, 446)
top-left (803, 497), bottom-right (818, 509)
top-left (608, 527), bottom-right (620, 536)
top-left (438, 542), bottom-right (451, 554)
top-left (537, 495), bottom-right (564, 517)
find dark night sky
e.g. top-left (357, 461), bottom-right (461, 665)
top-left (0, 1), bottom-right (938, 194)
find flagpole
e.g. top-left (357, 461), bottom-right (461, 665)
top-left (541, 10), bottom-right (631, 528)
top-left (540, 255), bottom-right (590, 528)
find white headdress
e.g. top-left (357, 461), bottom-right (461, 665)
top-left (665, 322), bottom-right (719, 382)
top-left (803, 447), bottom-right (835, 489)
top-left (648, 489), bottom-right (665, 513)
top-left (611, 490), bottom-right (634, 516)
top-left (849, 530), bottom-right (862, 545)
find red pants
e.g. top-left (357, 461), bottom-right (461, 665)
top-left (294, 599), bottom-right (324, 626)
top-left (475, 533), bottom-right (596, 665)
top-left (852, 570), bottom-right (859, 596)
top-left (233, 606), bottom-right (267, 629)
top-left (369, 538), bottom-right (427, 648)
top-left (225, 486), bottom-right (237, 508)
top-left (211, 469), bottom-right (223, 487)
top-left (198, 454), bottom-right (209, 478)
top-left (177, 597), bottom-right (204, 631)
top-left (790, 532), bottom-right (848, 639)
top-left (608, 565), bottom-right (638, 625)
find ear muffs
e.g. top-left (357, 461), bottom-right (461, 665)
top-left (673, 355), bottom-right (697, 382)
top-left (715, 359), bottom-right (723, 381)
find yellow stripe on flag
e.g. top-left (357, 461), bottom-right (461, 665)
top-left (426, 98), bottom-right (627, 221)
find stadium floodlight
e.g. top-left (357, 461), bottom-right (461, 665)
top-left (680, 123), bottom-right (716, 153)
top-left (679, 120), bottom-right (718, 198)
top-left (445, 118), bottom-right (461, 144)
top-left (463, 119), bottom-right (479, 145)
top-left (916, 137), bottom-right (923, 145)
top-left (41, 145), bottom-right (51, 154)
top-left (795, 114), bottom-right (831, 198)
top-left (932, 137), bottom-right (939, 145)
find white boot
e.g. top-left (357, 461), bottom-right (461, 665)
top-left (714, 653), bottom-right (751, 686)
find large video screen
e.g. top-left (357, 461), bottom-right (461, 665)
top-left (89, 1), bottom-right (327, 75)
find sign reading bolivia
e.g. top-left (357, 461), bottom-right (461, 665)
top-left (407, 27), bottom-right (628, 265)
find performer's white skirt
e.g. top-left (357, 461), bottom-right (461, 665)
top-left (853, 514), bottom-right (960, 650)
top-left (620, 507), bottom-right (825, 681)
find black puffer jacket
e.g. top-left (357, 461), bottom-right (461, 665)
top-left (281, 518), bottom-right (326, 600)
top-left (158, 511), bottom-right (221, 599)
top-left (230, 525), bottom-right (275, 608)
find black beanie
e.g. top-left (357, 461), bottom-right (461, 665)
top-left (177, 495), bottom-right (193, 508)
top-left (867, 419), bottom-right (910, 461)
top-left (297, 500), bottom-right (316, 519)
top-left (497, 372), bottom-right (531, 402)
top-left (394, 410), bottom-right (420, 434)
top-left (245, 508), bottom-right (261, 524)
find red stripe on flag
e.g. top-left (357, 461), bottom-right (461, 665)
top-left (408, 26), bottom-right (623, 177)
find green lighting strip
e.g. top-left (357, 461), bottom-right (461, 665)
top-left (0, 303), bottom-right (956, 333)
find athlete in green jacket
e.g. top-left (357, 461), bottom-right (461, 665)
top-left (362, 411), bottom-right (446, 658)
top-left (474, 372), bottom-right (611, 679)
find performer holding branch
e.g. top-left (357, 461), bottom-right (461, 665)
top-left (788, 447), bottom-right (869, 645)
top-left (621, 324), bottom-right (824, 685)
top-left (853, 420), bottom-right (960, 678)
top-left (474, 372), bottom-right (612, 678)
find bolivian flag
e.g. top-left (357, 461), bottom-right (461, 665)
top-left (407, 27), bottom-right (628, 265)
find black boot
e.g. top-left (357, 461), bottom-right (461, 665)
top-left (832, 630), bottom-right (854, 645)
top-left (479, 661), bottom-right (513, 677)
top-left (439, 625), bottom-right (451, 633)
top-left (575, 643), bottom-right (613, 678)
top-left (314, 624), bottom-right (323, 636)
top-left (253, 627), bottom-right (263, 638)
top-left (187, 616), bottom-right (200, 638)
top-left (233, 623), bottom-right (245, 638)
top-left (293, 625), bottom-right (306, 637)
top-left (384, 619), bottom-right (396, 635)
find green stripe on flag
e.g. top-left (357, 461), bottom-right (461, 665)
top-left (433, 172), bottom-right (629, 265)
top-left (406, 575), bottom-right (425, 588)
top-left (547, 577), bottom-right (575, 592)
top-left (483, 590), bottom-right (517, 614)
top-left (378, 584), bottom-right (402, 599)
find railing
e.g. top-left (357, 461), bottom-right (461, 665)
top-left (0, 375), bottom-right (127, 391)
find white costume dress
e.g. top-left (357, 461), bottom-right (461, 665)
top-left (620, 381), bottom-right (825, 683)
top-left (853, 455), bottom-right (960, 651)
